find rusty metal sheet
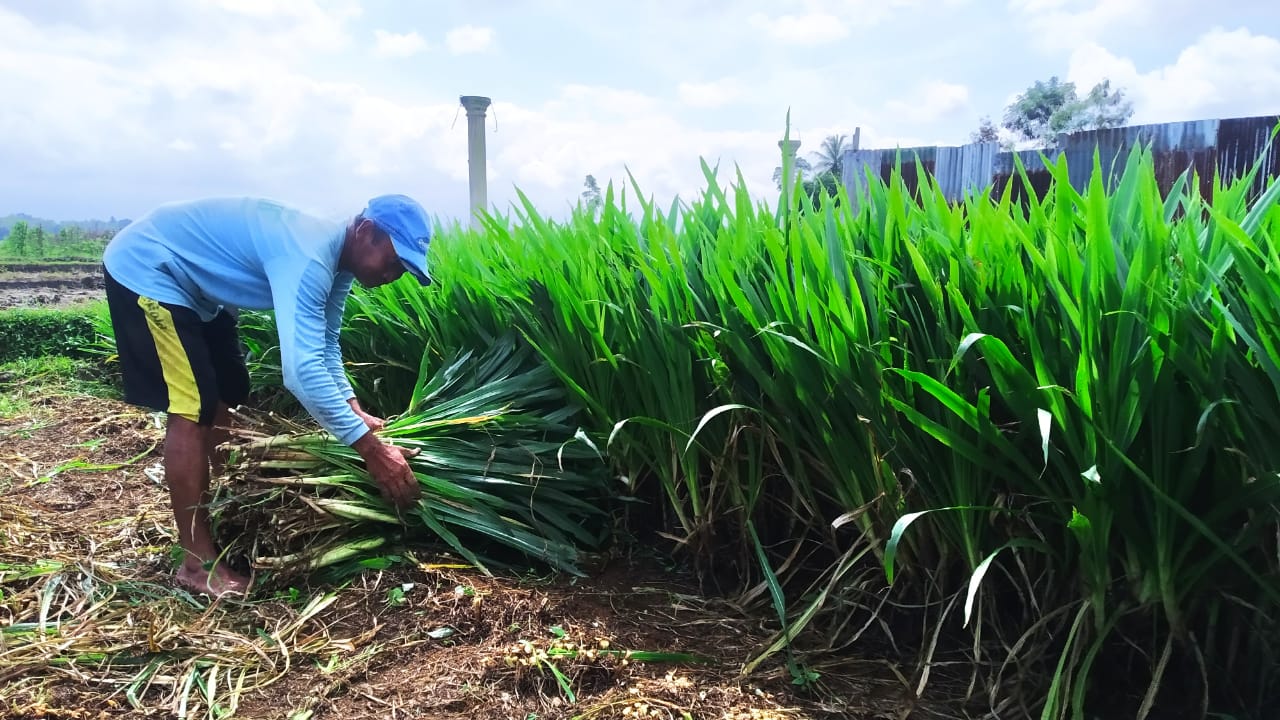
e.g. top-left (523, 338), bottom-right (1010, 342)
top-left (1058, 119), bottom-right (1220, 194)
top-left (839, 114), bottom-right (1279, 206)
top-left (1218, 115), bottom-right (1280, 203)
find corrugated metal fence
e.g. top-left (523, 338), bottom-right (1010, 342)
top-left (841, 114), bottom-right (1280, 204)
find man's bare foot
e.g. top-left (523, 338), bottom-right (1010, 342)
top-left (175, 561), bottom-right (250, 598)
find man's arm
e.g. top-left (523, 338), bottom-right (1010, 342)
top-left (266, 259), bottom-right (419, 506)
top-left (323, 274), bottom-right (356, 402)
top-left (266, 259), bottom-right (368, 446)
top-left (322, 275), bottom-right (383, 428)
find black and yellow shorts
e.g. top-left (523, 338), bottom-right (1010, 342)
top-left (103, 268), bottom-right (251, 425)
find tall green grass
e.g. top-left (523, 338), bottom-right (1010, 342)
top-left (206, 134), bottom-right (1280, 717)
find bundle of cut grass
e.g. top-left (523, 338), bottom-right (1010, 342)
top-left (213, 334), bottom-right (611, 581)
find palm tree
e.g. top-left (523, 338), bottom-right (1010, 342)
top-left (809, 134), bottom-right (848, 178)
top-left (772, 133), bottom-right (852, 191)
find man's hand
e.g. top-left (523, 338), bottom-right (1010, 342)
top-left (352, 432), bottom-right (421, 508)
top-left (348, 398), bottom-right (385, 431)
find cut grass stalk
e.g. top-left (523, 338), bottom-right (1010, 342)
top-left (216, 333), bottom-right (610, 580)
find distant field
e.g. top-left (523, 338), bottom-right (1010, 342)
top-left (0, 261), bottom-right (102, 273)
top-left (0, 261), bottom-right (103, 310)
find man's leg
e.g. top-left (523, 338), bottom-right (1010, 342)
top-left (177, 306), bottom-right (250, 596)
top-left (168, 410), bottom-right (249, 596)
top-left (205, 309), bottom-right (248, 480)
top-left (208, 402), bottom-right (233, 477)
top-left (105, 271), bottom-right (250, 598)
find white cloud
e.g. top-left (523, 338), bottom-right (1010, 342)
top-left (2, 0), bottom-right (1274, 227)
top-left (0, 2), bottom-right (929, 221)
top-left (743, 0), bottom-right (938, 44)
top-left (0, 3), bottom-right (447, 216)
top-left (886, 80), bottom-right (972, 124)
top-left (748, 12), bottom-right (848, 44)
top-left (0, 3), bottom-right (797, 224)
top-left (193, 0), bottom-right (363, 53)
top-left (373, 29), bottom-right (426, 58)
top-left (482, 86), bottom-right (789, 211)
top-left (445, 25), bottom-right (494, 55)
top-left (677, 78), bottom-right (745, 108)
top-left (1008, 0), bottom-right (1163, 50)
top-left (555, 84), bottom-right (666, 119)
top-left (1067, 27), bottom-right (1280, 124)
top-left (1007, 0), bottom-right (1070, 12)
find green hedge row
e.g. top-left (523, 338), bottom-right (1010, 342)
top-left (0, 305), bottom-right (108, 363)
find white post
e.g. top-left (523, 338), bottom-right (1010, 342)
top-left (778, 138), bottom-right (801, 206)
top-left (460, 95), bottom-right (491, 228)
top-left (843, 127), bottom-right (865, 211)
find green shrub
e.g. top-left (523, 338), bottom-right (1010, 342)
top-left (0, 304), bottom-right (108, 362)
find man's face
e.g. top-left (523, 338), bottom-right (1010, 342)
top-left (353, 219), bottom-right (408, 288)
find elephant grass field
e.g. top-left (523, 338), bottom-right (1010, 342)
top-left (4, 127), bottom-right (1280, 719)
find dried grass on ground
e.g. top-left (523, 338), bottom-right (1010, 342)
top-left (1, 385), bottom-right (928, 720)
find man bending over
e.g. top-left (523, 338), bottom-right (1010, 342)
top-left (102, 194), bottom-right (431, 597)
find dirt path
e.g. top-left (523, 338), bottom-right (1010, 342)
top-left (0, 387), bottom-right (923, 719)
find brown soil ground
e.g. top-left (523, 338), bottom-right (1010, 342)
top-left (0, 264), bottom-right (104, 310)
top-left (0, 381), bottom-right (947, 719)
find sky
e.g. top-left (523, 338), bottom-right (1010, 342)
top-left (1, 0), bottom-right (1278, 226)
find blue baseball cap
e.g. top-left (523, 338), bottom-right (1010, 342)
top-left (363, 194), bottom-right (432, 285)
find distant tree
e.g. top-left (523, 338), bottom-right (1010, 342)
top-left (1002, 76), bottom-right (1134, 146)
top-left (581, 174), bottom-right (602, 214)
top-left (31, 226), bottom-right (46, 257)
top-left (971, 116), bottom-right (1001, 143)
top-left (1069, 79), bottom-right (1135, 131)
top-left (803, 172), bottom-right (842, 209)
top-left (6, 220), bottom-right (29, 256)
top-left (810, 134), bottom-right (848, 178)
top-left (1002, 76), bottom-right (1076, 143)
top-left (772, 156), bottom-right (813, 191)
top-left (775, 133), bottom-right (853, 191)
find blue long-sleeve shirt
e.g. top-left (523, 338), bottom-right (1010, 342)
top-left (103, 197), bottom-right (369, 446)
